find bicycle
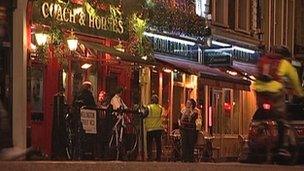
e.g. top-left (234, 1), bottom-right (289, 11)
top-left (65, 101), bottom-right (85, 160)
top-left (108, 108), bottom-right (140, 161)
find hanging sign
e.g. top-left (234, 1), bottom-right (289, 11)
top-left (203, 51), bottom-right (232, 67)
top-left (80, 109), bottom-right (97, 134)
top-left (32, 0), bottom-right (128, 40)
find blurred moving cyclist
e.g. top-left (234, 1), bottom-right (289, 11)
top-left (253, 45), bottom-right (304, 156)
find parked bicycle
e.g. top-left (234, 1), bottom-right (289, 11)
top-left (65, 101), bottom-right (85, 160)
top-left (108, 106), bottom-right (147, 161)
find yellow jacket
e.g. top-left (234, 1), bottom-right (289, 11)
top-left (253, 59), bottom-right (304, 96)
top-left (144, 104), bottom-right (164, 132)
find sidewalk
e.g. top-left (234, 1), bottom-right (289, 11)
top-left (0, 161), bottom-right (303, 171)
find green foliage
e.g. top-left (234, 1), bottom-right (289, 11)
top-left (147, 2), bottom-right (206, 37)
top-left (128, 13), bottom-right (153, 59)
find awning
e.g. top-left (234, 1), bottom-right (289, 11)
top-left (79, 40), bottom-right (157, 65)
top-left (154, 53), bottom-right (251, 90)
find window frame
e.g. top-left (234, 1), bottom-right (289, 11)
top-left (235, 0), bottom-right (251, 34)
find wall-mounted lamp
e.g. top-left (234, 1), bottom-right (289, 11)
top-left (30, 43), bottom-right (37, 52)
top-left (35, 32), bottom-right (48, 46)
top-left (81, 63), bottom-right (92, 69)
top-left (163, 68), bottom-right (172, 73)
top-left (114, 41), bottom-right (125, 52)
top-left (67, 30), bottom-right (78, 51)
top-left (141, 56), bottom-right (148, 60)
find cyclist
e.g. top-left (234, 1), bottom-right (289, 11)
top-left (145, 94), bottom-right (164, 161)
top-left (253, 45), bottom-right (304, 156)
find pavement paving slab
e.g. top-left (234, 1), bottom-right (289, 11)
top-left (0, 161), bottom-right (303, 171)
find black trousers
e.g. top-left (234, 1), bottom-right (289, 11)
top-left (180, 128), bottom-right (197, 162)
top-left (147, 130), bottom-right (163, 161)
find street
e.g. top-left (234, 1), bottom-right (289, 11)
top-left (0, 161), bottom-right (303, 171)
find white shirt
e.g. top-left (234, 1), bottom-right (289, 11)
top-left (110, 94), bottom-right (127, 110)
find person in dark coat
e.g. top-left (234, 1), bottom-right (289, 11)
top-left (75, 81), bottom-right (97, 159)
top-left (76, 81), bottom-right (96, 107)
top-left (179, 99), bottom-right (198, 162)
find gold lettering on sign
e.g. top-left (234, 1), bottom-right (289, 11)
top-left (79, 12), bottom-right (86, 26)
top-left (42, 2), bottom-right (49, 18)
top-left (107, 18), bottom-right (113, 31)
top-left (95, 16), bottom-right (101, 29)
top-left (112, 19), bottom-right (117, 32)
top-left (49, 3), bottom-right (55, 17)
top-left (88, 14), bottom-right (95, 28)
top-left (39, 2), bottom-right (125, 35)
top-left (101, 17), bottom-right (107, 30)
top-left (69, 9), bottom-right (76, 23)
top-left (118, 20), bottom-right (124, 34)
top-left (63, 8), bottom-right (69, 22)
top-left (56, 5), bottom-right (63, 21)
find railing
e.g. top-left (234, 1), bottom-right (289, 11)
top-left (65, 105), bottom-right (146, 160)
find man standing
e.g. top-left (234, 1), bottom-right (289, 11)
top-left (145, 94), bottom-right (164, 161)
top-left (76, 81), bottom-right (96, 107)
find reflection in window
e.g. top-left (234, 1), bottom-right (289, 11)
top-left (30, 68), bottom-right (44, 113)
top-left (232, 90), bottom-right (240, 134)
top-left (223, 89), bottom-right (232, 134)
top-left (151, 70), bottom-right (159, 96)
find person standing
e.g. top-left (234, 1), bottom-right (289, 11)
top-left (110, 86), bottom-right (128, 110)
top-left (76, 81), bottom-right (96, 107)
top-left (179, 99), bottom-right (198, 162)
top-left (144, 94), bottom-right (164, 161)
top-left (75, 81), bottom-right (97, 159)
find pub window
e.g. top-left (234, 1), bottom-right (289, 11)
top-left (223, 89), bottom-right (232, 134)
top-left (30, 67), bottom-right (44, 114)
top-left (232, 90), bottom-right (240, 134)
top-left (274, 0), bottom-right (284, 45)
top-left (173, 72), bottom-right (183, 83)
top-left (151, 70), bottom-right (160, 96)
top-left (210, 88), bottom-right (222, 134)
top-left (236, 0), bottom-right (250, 32)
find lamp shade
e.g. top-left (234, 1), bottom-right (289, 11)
top-left (81, 63), bottom-right (92, 69)
top-left (67, 38), bottom-right (78, 51)
top-left (35, 33), bottom-right (48, 46)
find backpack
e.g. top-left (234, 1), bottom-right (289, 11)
top-left (257, 54), bottom-right (282, 82)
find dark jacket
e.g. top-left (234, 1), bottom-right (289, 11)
top-left (76, 89), bottom-right (96, 107)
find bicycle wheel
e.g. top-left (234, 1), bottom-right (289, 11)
top-left (108, 127), bottom-right (121, 160)
top-left (65, 126), bottom-right (73, 160)
top-left (122, 124), bottom-right (138, 160)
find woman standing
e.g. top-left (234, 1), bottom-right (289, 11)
top-left (179, 99), bottom-right (198, 162)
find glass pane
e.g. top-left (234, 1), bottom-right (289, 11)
top-left (215, 0), bottom-right (225, 23)
top-left (173, 72), bottom-right (183, 82)
top-left (232, 90), bottom-right (240, 134)
top-left (211, 88), bottom-right (222, 134)
top-left (237, 0), bottom-right (249, 30)
top-left (223, 89), bottom-right (231, 134)
top-left (30, 68), bottom-right (44, 113)
top-left (151, 70), bottom-right (159, 96)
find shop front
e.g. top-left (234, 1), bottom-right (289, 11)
top-left (201, 43), bottom-right (259, 159)
top-left (25, 0), bottom-right (154, 156)
top-left (144, 31), bottom-right (257, 159)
